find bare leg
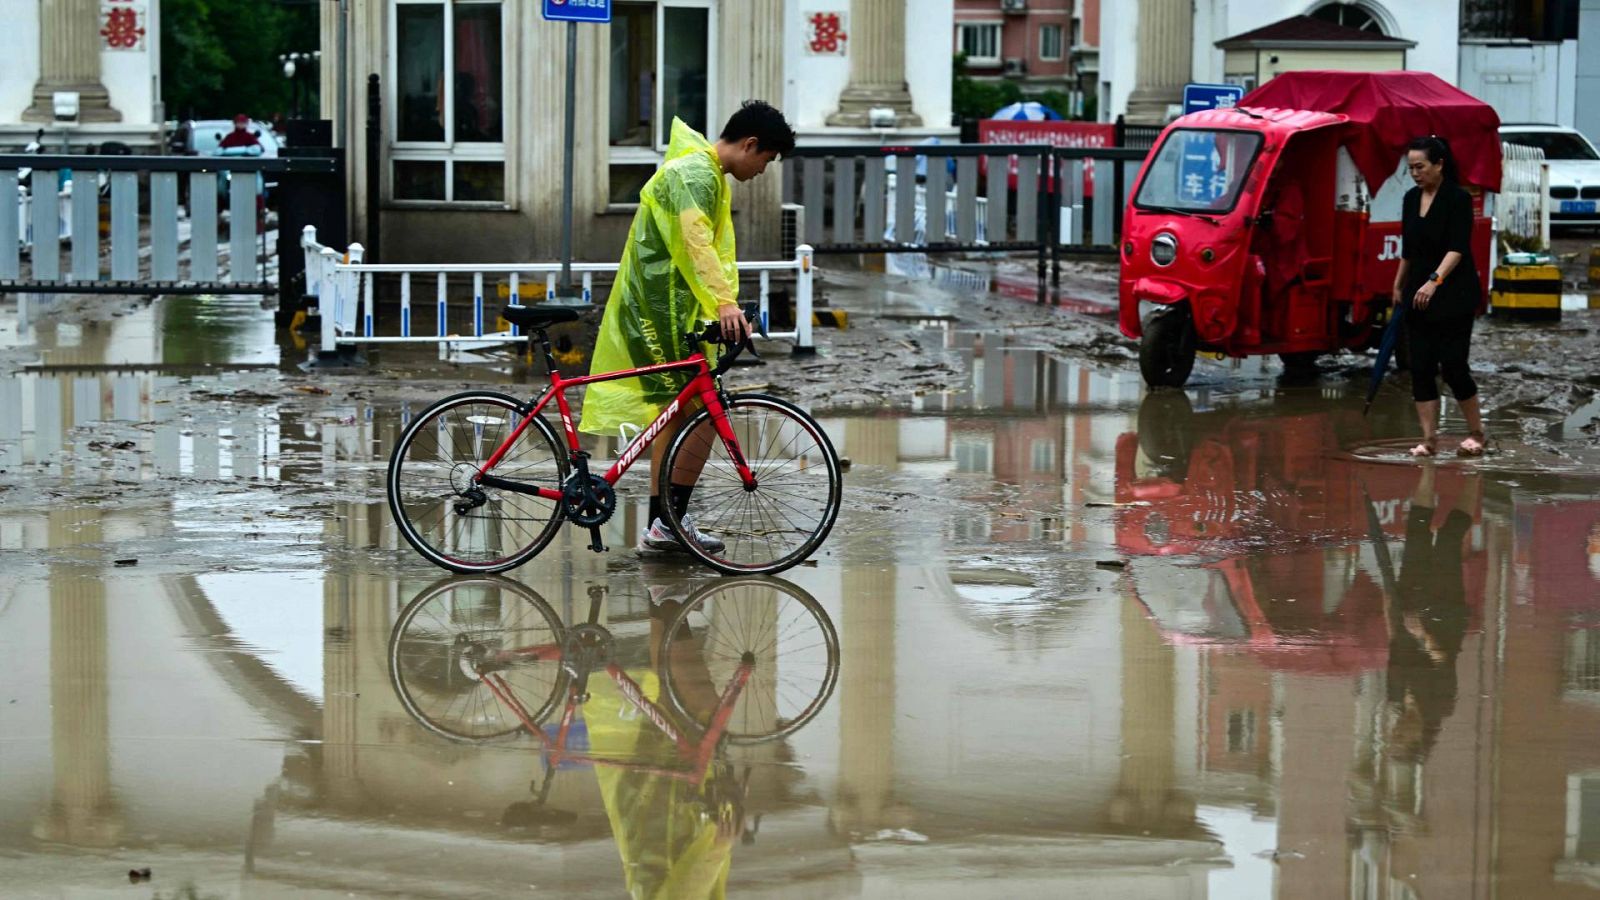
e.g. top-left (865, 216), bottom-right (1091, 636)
top-left (649, 399), bottom-right (715, 517)
top-left (1457, 395), bottom-right (1485, 456)
top-left (1410, 461), bottom-right (1438, 510)
top-left (1411, 399), bottom-right (1440, 457)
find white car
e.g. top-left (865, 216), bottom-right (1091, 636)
top-left (1499, 124), bottom-right (1600, 227)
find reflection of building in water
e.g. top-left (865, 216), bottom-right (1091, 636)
top-left (816, 341), bottom-right (1135, 548)
top-left (32, 509), bottom-right (118, 847)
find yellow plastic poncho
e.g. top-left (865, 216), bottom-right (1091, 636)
top-left (580, 118), bottom-right (738, 436)
top-left (588, 668), bottom-right (733, 900)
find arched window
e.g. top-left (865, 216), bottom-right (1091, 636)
top-left (1309, 2), bottom-right (1386, 34)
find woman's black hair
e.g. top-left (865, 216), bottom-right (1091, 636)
top-left (1407, 135), bottom-right (1460, 185)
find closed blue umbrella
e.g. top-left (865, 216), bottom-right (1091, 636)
top-left (1363, 302), bottom-right (1406, 416)
top-left (991, 101), bottom-right (1063, 121)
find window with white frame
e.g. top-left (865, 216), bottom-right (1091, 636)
top-left (391, 0), bottom-right (506, 204)
top-left (608, 0), bottom-right (716, 204)
top-left (1040, 23), bottom-right (1063, 61)
top-left (1030, 439), bottom-right (1055, 473)
top-left (1568, 775), bottom-right (1600, 863)
top-left (958, 23), bottom-right (1001, 65)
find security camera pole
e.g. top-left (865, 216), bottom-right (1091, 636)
top-left (543, 0), bottom-right (612, 300)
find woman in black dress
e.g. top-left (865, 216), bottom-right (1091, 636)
top-left (1391, 136), bottom-right (1486, 457)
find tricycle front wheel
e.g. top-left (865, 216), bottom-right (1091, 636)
top-left (1139, 308), bottom-right (1197, 388)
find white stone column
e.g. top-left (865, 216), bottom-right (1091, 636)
top-left (25, 0), bottom-right (120, 122)
top-left (521, 14), bottom-right (607, 261)
top-left (827, 0), bottom-right (921, 127)
top-left (722, 0), bottom-right (786, 257)
top-left (1124, 0), bottom-right (1193, 125)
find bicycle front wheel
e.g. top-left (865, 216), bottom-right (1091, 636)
top-left (388, 391), bottom-right (568, 573)
top-left (660, 393), bottom-right (842, 575)
top-left (388, 576), bottom-right (569, 742)
top-left (659, 577), bottom-right (840, 744)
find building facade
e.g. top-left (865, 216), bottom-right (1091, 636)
top-left (322, 0), bottom-right (954, 265)
top-left (1102, 0), bottom-right (1461, 124)
top-left (952, 0), bottom-right (1099, 115)
top-left (0, 0), bottom-right (163, 150)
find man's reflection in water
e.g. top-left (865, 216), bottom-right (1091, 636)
top-left (588, 577), bottom-right (741, 900)
top-left (1383, 468), bottom-right (1478, 764)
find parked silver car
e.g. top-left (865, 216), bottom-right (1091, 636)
top-left (1499, 124), bottom-right (1600, 227)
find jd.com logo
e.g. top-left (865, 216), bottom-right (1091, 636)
top-left (1377, 234), bottom-right (1403, 261)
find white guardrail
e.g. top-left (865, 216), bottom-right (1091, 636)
top-left (300, 225), bottom-right (815, 357)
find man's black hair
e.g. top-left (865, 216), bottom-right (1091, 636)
top-left (721, 100), bottom-right (796, 158)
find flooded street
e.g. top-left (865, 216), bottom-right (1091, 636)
top-left (4, 283), bottom-right (1600, 898)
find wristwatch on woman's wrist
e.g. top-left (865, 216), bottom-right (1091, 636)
top-left (1427, 271), bottom-right (1442, 283)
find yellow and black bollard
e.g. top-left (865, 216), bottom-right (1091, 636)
top-left (1490, 261), bottom-right (1561, 322)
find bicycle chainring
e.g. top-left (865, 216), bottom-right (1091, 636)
top-left (562, 473), bottom-right (616, 527)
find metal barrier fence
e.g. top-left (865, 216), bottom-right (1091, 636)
top-left (0, 153), bottom-right (337, 296)
top-left (782, 141), bottom-right (1155, 303)
top-left (301, 226), bottom-right (816, 357)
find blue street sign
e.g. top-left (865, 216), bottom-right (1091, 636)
top-left (543, 0), bottom-right (611, 24)
top-left (1176, 84), bottom-right (1244, 205)
top-left (1182, 83), bottom-right (1245, 116)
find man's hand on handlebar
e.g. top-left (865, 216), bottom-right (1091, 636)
top-left (717, 303), bottom-right (751, 345)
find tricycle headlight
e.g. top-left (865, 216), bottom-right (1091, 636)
top-left (1151, 232), bottom-right (1178, 267)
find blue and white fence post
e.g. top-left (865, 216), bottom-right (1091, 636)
top-left (794, 244), bottom-right (815, 355)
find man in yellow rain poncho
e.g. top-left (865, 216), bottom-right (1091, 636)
top-left (579, 101), bottom-right (795, 554)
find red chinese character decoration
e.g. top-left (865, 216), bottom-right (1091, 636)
top-left (807, 12), bottom-right (847, 56)
top-left (101, 3), bottom-right (146, 51)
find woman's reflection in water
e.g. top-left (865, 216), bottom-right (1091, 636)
top-left (1384, 468), bottom-right (1478, 765)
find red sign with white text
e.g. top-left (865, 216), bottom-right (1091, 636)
top-left (978, 120), bottom-right (1114, 195)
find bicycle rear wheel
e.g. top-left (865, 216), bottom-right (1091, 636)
top-left (389, 576), bottom-right (568, 742)
top-left (388, 391), bottom-right (567, 573)
top-left (660, 393), bottom-right (842, 575)
top-left (659, 577), bottom-right (840, 744)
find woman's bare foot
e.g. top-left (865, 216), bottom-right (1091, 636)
top-left (1409, 438), bottom-right (1438, 458)
top-left (1458, 430), bottom-right (1486, 457)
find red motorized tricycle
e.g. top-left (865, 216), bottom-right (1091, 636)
top-left (1119, 72), bottom-right (1502, 387)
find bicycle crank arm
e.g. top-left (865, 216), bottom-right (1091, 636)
top-left (587, 526), bottom-right (608, 554)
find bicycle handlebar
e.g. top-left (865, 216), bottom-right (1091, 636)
top-left (686, 303), bottom-right (765, 376)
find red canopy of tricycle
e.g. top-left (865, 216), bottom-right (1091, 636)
top-left (1241, 70), bottom-right (1502, 192)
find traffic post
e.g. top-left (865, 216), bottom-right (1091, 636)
top-left (543, 0), bottom-right (612, 299)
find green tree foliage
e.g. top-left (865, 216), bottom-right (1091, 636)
top-left (951, 53), bottom-right (1023, 122)
top-left (951, 55), bottom-right (1093, 123)
top-left (161, 0), bottom-right (319, 121)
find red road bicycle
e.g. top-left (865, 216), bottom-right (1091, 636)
top-left (387, 576), bottom-right (840, 748)
top-left (387, 576), bottom-right (841, 842)
top-left (386, 305), bottom-right (843, 575)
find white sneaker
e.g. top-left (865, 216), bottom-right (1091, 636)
top-left (640, 517), bottom-right (684, 554)
top-left (638, 516), bottom-right (726, 555)
top-left (681, 515), bottom-right (726, 553)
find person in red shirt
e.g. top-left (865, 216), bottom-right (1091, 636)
top-left (219, 114), bottom-right (261, 151)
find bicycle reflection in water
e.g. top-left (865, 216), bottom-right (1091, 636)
top-left (388, 574), bottom-right (840, 897)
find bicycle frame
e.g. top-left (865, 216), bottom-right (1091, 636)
top-left (477, 643), bottom-right (754, 785)
top-left (475, 349), bottom-right (755, 502)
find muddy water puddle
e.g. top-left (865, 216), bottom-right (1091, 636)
top-left (5, 320), bottom-right (1600, 896)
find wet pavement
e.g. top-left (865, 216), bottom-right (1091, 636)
top-left (4, 278), bottom-right (1600, 898)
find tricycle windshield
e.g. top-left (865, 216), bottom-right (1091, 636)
top-left (1134, 129), bottom-right (1263, 214)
